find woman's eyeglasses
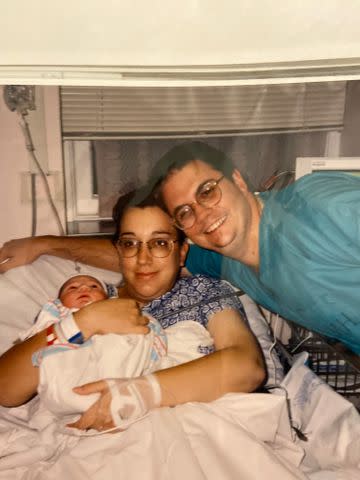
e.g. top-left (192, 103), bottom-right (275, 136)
top-left (173, 176), bottom-right (224, 230)
top-left (116, 238), bottom-right (178, 258)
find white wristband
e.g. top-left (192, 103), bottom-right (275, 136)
top-left (54, 323), bottom-right (66, 343)
top-left (145, 374), bottom-right (162, 406)
top-left (58, 313), bottom-right (84, 344)
top-left (107, 374), bottom-right (162, 428)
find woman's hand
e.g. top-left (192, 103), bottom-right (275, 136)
top-left (74, 298), bottom-right (150, 340)
top-left (68, 375), bottom-right (162, 431)
top-left (68, 380), bottom-right (115, 431)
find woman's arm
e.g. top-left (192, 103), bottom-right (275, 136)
top-left (0, 299), bottom-right (149, 407)
top-left (0, 330), bottom-right (46, 407)
top-left (157, 308), bottom-right (265, 405)
top-left (68, 308), bottom-right (265, 430)
top-left (0, 235), bottom-right (120, 273)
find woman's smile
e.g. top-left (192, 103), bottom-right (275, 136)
top-left (135, 271), bottom-right (157, 280)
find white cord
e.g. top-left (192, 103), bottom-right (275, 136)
top-left (268, 312), bottom-right (281, 384)
top-left (19, 113), bottom-right (65, 236)
top-left (290, 333), bottom-right (313, 354)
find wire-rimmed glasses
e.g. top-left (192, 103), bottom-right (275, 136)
top-left (173, 176), bottom-right (224, 230)
top-left (116, 238), bottom-right (178, 258)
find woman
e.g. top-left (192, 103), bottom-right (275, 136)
top-left (0, 194), bottom-right (265, 431)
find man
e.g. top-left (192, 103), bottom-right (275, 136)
top-left (152, 141), bottom-right (360, 354)
top-left (1, 141), bottom-right (360, 353)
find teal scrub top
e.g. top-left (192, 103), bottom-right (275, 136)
top-left (186, 172), bottom-right (360, 354)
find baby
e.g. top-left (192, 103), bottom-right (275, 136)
top-left (59, 275), bottom-right (109, 309)
top-left (22, 275), bottom-right (213, 428)
top-left (18, 274), bottom-right (115, 350)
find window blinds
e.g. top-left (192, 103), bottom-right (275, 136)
top-left (60, 82), bottom-right (346, 137)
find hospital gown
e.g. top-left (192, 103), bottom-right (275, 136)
top-left (186, 172), bottom-right (360, 354)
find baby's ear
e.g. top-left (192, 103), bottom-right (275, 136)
top-left (232, 169), bottom-right (249, 192)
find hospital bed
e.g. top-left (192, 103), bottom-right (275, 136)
top-left (278, 321), bottom-right (360, 410)
top-left (0, 255), bottom-right (359, 479)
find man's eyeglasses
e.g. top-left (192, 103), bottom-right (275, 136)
top-left (173, 176), bottom-right (224, 230)
top-left (116, 238), bottom-right (178, 258)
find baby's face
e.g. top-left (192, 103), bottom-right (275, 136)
top-left (59, 275), bottom-right (107, 308)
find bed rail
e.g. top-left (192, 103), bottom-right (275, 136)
top-left (277, 321), bottom-right (360, 410)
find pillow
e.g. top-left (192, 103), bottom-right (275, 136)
top-left (240, 294), bottom-right (284, 386)
top-left (0, 255), bottom-right (122, 355)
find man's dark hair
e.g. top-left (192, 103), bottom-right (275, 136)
top-left (112, 141), bottom-right (232, 241)
top-left (112, 185), bottom-right (185, 244)
top-left (149, 141), bottom-right (234, 211)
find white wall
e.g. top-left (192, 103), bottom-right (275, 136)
top-left (0, 86), bottom-right (65, 244)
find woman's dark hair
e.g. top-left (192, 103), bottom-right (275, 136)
top-left (112, 186), bottom-right (185, 244)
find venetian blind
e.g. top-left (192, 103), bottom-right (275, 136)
top-left (60, 82), bottom-right (346, 137)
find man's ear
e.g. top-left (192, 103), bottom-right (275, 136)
top-left (179, 241), bottom-right (189, 267)
top-left (232, 169), bottom-right (249, 193)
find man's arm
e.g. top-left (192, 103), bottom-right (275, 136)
top-left (0, 235), bottom-right (120, 273)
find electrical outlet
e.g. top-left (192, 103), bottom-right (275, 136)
top-left (3, 85), bottom-right (36, 114)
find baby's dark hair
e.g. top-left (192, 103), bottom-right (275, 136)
top-left (112, 185), bottom-right (186, 244)
top-left (149, 141), bottom-right (234, 212)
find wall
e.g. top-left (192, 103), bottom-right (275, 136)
top-left (1, 80), bottom-right (359, 244)
top-left (0, 86), bottom-right (65, 244)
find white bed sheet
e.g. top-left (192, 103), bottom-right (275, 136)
top-left (0, 393), bottom-right (307, 479)
top-left (0, 377), bottom-right (359, 480)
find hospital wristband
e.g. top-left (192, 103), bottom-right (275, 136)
top-left (46, 324), bottom-right (60, 346)
top-left (54, 323), bottom-right (67, 343)
top-left (57, 312), bottom-right (84, 344)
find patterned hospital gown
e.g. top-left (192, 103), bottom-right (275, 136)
top-left (142, 274), bottom-right (247, 354)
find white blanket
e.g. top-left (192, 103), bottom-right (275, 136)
top-left (33, 320), bottom-right (213, 427)
top-left (0, 392), bottom-right (307, 478)
top-left (0, 358), bottom-right (359, 479)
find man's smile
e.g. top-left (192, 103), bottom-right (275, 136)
top-left (204, 215), bottom-right (227, 234)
